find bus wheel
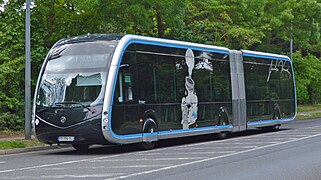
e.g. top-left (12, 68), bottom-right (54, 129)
top-left (140, 119), bottom-right (157, 150)
top-left (214, 131), bottom-right (228, 140)
top-left (261, 124), bottom-right (280, 132)
top-left (72, 144), bottom-right (90, 152)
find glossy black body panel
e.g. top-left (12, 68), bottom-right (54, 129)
top-left (35, 116), bottom-right (107, 145)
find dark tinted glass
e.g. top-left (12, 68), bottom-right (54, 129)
top-left (244, 56), bottom-right (295, 121)
top-left (111, 52), bottom-right (141, 135)
top-left (111, 43), bottom-right (232, 134)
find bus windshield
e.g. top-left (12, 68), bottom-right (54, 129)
top-left (36, 42), bottom-right (115, 108)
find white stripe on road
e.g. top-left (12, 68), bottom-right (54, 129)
top-left (106, 133), bottom-right (321, 180)
top-left (1, 173), bottom-right (124, 179)
top-left (220, 141), bottom-right (280, 145)
top-left (0, 154), bottom-right (123, 174)
top-left (31, 164), bottom-right (173, 171)
top-left (91, 157), bottom-right (205, 162)
top-left (137, 151), bottom-right (236, 155)
top-left (174, 146), bottom-right (259, 150)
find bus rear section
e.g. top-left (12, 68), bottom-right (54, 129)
top-left (242, 50), bottom-right (296, 130)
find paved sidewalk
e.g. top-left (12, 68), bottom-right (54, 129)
top-left (0, 136), bottom-right (25, 141)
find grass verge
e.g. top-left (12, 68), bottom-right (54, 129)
top-left (0, 130), bottom-right (24, 139)
top-left (0, 139), bottom-right (44, 150)
top-left (296, 112), bottom-right (321, 120)
top-left (298, 104), bottom-right (321, 112)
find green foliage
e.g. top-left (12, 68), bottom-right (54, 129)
top-left (0, 141), bottom-right (26, 149)
top-left (298, 104), bottom-right (321, 112)
top-left (0, 1), bottom-right (25, 117)
top-left (0, 139), bottom-right (43, 149)
top-left (293, 52), bottom-right (321, 104)
top-left (296, 112), bottom-right (321, 120)
top-left (96, 0), bottom-right (187, 38)
top-left (0, 113), bottom-right (24, 131)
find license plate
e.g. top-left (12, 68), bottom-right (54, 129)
top-left (57, 136), bottom-right (75, 142)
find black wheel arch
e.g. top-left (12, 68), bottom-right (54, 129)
top-left (142, 109), bottom-right (159, 131)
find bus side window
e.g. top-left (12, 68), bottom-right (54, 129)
top-left (117, 72), bottom-right (124, 103)
top-left (124, 73), bottom-right (133, 101)
top-left (117, 67), bottom-right (134, 103)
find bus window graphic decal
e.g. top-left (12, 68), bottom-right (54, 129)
top-left (181, 49), bottom-right (198, 130)
top-left (267, 59), bottom-right (292, 82)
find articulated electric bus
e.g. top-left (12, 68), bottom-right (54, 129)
top-left (32, 34), bottom-right (296, 151)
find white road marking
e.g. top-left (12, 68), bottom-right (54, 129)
top-left (221, 141), bottom-right (280, 145)
top-left (98, 164), bottom-right (173, 169)
top-left (173, 146), bottom-right (258, 150)
top-left (33, 164), bottom-right (173, 171)
top-left (0, 161), bottom-right (5, 164)
top-left (0, 154), bottom-right (123, 174)
top-left (136, 151), bottom-right (236, 155)
top-left (1, 173), bottom-right (124, 179)
top-left (106, 133), bottom-right (321, 180)
top-left (241, 138), bottom-right (297, 141)
top-left (267, 134), bottom-right (308, 137)
top-left (91, 157), bottom-right (205, 162)
top-left (0, 147), bottom-right (75, 157)
top-left (290, 129), bottom-right (321, 133)
top-left (45, 174), bottom-right (124, 179)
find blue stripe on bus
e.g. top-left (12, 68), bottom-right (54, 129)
top-left (247, 118), bottom-right (294, 126)
top-left (243, 53), bottom-right (291, 61)
top-left (108, 40), bottom-right (230, 140)
top-left (159, 125), bottom-right (233, 136)
top-left (109, 125), bottom-right (234, 139)
top-left (124, 40), bottom-right (230, 55)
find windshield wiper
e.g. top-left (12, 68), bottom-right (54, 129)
top-left (55, 101), bottom-right (93, 112)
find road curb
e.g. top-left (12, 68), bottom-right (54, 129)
top-left (0, 145), bottom-right (71, 155)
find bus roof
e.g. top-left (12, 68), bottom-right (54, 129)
top-left (53, 34), bottom-right (124, 49)
top-left (120, 34), bottom-right (230, 53)
top-left (241, 49), bottom-right (291, 61)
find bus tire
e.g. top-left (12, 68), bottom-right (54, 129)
top-left (260, 124), bottom-right (280, 132)
top-left (214, 131), bottom-right (228, 140)
top-left (140, 119), bottom-right (157, 150)
top-left (72, 144), bottom-right (90, 152)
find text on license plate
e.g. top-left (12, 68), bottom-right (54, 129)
top-left (57, 136), bottom-right (75, 142)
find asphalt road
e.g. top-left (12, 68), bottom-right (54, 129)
top-left (1, 118), bottom-right (321, 180)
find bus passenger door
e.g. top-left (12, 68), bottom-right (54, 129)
top-left (115, 64), bottom-right (141, 135)
top-left (229, 50), bottom-right (247, 132)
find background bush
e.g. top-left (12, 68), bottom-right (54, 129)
top-left (0, 113), bottom-right (24, 131)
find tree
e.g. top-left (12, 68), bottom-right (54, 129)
top-left (293, 52), bottom-right (321, 104)
top-left (180, 0), bottom-right (267, 49)
top-left (0, 0), bottom-right (26, 129)
top-left (97, 0), bottom-right (187, 38)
